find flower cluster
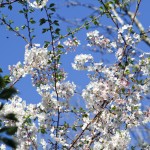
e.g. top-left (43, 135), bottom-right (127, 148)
top-left (118, 24), bottom-right (141, 46)
top-left (8, 61), bottom-right (27, 82)
top-left (56, 81), bottom-right (76, 99)
top-left (72, 54), bottom-right (93, 70)
top-left (27, 0), bottom-right (48, 8)
top-left (82, 79), bottom-right (119, 111)
top-left (1, 96), bottom-right (38, 149)
top-left (24, 44), bottom-right (49, 70)
top-left (93, 130), bottom-right (131, 150)
top-left (9, 44), bottom-right (51, 83)
top-left (63, 37), bottom-right (80, 51)
top-left (87, 30), bottom-right (110, 48)
top-left (86, 30), bottom-right (116, 53)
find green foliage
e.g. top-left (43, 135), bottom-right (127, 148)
top-left (0, 87), bottom-right (17, 100)
top-left (0, 126), bottom-right (17, 135)
top-left (39, 18), bottom-right (47, 25)
top-left (0, 68), bottom-right (18, 148)
top-left (5, 113), bottom-right (18, 122)
top-left (0, 137), bottom-right (17, 148)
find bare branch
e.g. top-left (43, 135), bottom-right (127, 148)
top-left (0, 0), bottom-right (19, 7)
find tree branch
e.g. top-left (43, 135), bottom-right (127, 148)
top-left (0, 0), bottom-right (19, 7)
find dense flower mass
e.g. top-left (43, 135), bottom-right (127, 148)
top-left (6, 23), bottom-right (150, 149)
top-left (1, 0), bottom-right (150, 148)
top-left (93, 130), bottom-right (131, 150)
top-left (87, 30), bottom-right (110, 48)
top-left (63, 37), bottom-right (81, 52)
top-left (9, 44), bottom-right (55, 85)
top-left (24, 44), bottom-right (49, 69)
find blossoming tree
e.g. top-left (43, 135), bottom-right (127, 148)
top-left (0, 0), bottom-right (150, 149)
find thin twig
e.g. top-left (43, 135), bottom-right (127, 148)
top-left (24, 3), bottom-right (33, 47)
top-left (131, 0), bottom-right (142, 25)
top-left (0, 0), bottom-right (19, 7)
top-left (0, 17), bottom-right (29, 43)
top-left (48, 14), bottom-right (101, 47)
top-left (44, 7), bottom-right (60, 150)
top-left (68, 110), bottom-right (102, 149)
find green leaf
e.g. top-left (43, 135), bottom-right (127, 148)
top-left (5, 113), bottom-right (18, 122)
top-left (49, 3), bottom-right (55, 7)
top-left (0, 87), bottom-right (17, 100)
top-left (121, 88), bottom-right (125, 93)
top-left (72, 125), bottom-right (77, 131)
top-left (39, 18), bottom-right (47, 25)
top-left (32, 35), bottom-right (36, 39)
top-left (1, 137), bottom-right (17, 148)
top-left (21, 25), bottom-right (26, 30)
top-left (0, 127), bottom-right (17, 135)
top-left (53, 20), bottom-right (59, 26)
top-left (8, 5), bottom-right (12, 10)
top-left (42, 28), bottom-right (49, 33)
top-left (125, 69), bottom-right (130, 75)
top-left (24, 117), bottom-right (32, 124)
top-left (99, 6), bottom-right (104, 12)
top-left (57, 44), bottom-right (64, 49)
top-left (3, 75), bottom-right (10, 84)
top-left (44, 41), bottom-right (50, 48)
top-left (30, 18), bottom-right (36, 24)
top-left (111, 106), bottom-right (116, 110)
top-left (15, 27), bottom-right (19, 31)
top-left (55, 28), bottom-right (60, 35)
top-left (0, 76), bottom-right (6, 89)
top-left (50, 8), bottom-right (55, 12)
top-left (82, 113), bottom-right (88, 118)
top-left (6, 127), bottom-right (17, 135)
top-left (0, 104), bottom-right (4, 111)
top-left (19, 10), bottom-right (24, 13)
top-left (40, 128), bottom-right (46, 134)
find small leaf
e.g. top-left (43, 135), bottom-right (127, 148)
top-left (0, 76), bottom-right (5, 89)
top-left (8, 5), bottom-right (12, 10)
top-left (19, 10), bottom-right (23, 13)
top-left (44, 41), bottom-right (50, 48)
top-left (30, 18), bottom-right (36, 24)
top-left (40, 128), bottom-right (46, 134)
top-left (72, 125), bottom-right (77, 131)
top-left (15, 27), bottom-right (19, 31)
top-left (57, 44), bottom-right (64, 49)
top-left (42, 28), bottom-right (49, 33)
top-left (55, 28), bottom-right (60, 35)
top-left (39, 18), bottom-right (46, 25)
top-left (21, 25), bottom-right (26, 30)
top-left (53, 20), bottom-right (59, 26)
top-left (3, 75), bottom-right (10, 84)
top-left (50, 8), bottom-right (55, 12)
top-left (49, 3), bottom-right (55, 7)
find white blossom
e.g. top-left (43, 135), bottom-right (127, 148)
top-left (72, 54), bottom-right (93, 70)
top-left (27, 0), bottom-right (48, 8)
